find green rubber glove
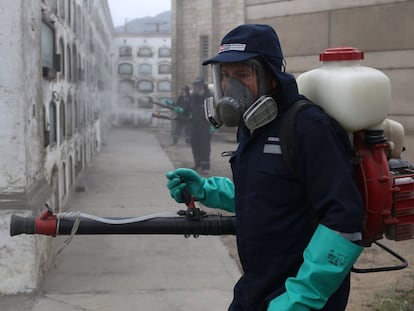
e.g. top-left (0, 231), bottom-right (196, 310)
top-left (173, 107), bottom-right (184, 114)
top-left (166, 168), bottom-right (235, 212)
top-left (267, 224), bottom-right (363, 311)
top-left (166, 168), bottom-right (206, 202)
top-left (165, 99), bottom-right (174, 106)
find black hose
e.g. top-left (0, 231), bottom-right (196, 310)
top-left (352, 241), bottom-right (408, 273)
top-left (10, 215), bottom-right (35, 236)
top-left (10, 214), bottom-right (236, 236)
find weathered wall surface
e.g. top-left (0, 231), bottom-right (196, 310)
top-left (174, 0), bottom-right (414, 162)
top-left (246, 0), bottom-right (414, 162)
top-left (0, 0), bottom-right (114, 294)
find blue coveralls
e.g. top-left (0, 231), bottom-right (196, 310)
top-left (228, 103), bottom-right (364, 311)
top-left (172, 94), bottom-right (191, 144)
top-left (190, 92), bottom-right (212, 170)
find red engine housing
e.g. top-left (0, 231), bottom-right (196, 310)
top-left (353, 131), bottom-right (414, 246)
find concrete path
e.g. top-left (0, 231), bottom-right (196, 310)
top-left (2, 128), bottom-right (240, 311)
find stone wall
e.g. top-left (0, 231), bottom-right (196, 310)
top-left (173, 0), bottom-right (414, 162)
top-left (0, 0), bottom-right (114, 294)
top-left (171, 0), bottom-right (244, 97)
top-left (246, 0), bottom-right (414, 162)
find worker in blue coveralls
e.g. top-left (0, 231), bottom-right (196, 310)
top-left (189, 77), bottom-right (213, 174)
top-left (172, 85), bottom-right (192, 145)
top-left (166, 24), bottom-right (364, 311)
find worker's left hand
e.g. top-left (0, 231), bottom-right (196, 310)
top-left (166, 168), bottom-right (206, 203)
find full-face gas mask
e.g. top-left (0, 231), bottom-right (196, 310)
top-left (204, 59), bottom-right (278, 130)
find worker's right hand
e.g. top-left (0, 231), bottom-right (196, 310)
top-left (166, 168), bottom-right (206, 203)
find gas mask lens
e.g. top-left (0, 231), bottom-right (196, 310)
top-left (204, 59), bottom-right (278, 129)
top-left (204, 96), bottom-right (222, 128)
top-left (217, 78), bottom-right (254, 127)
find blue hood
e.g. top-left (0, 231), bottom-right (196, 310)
top-left (203, 24), bottom-right (303, 107)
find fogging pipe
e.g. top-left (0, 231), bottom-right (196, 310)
top-left (10, 210), bottom-right (236, 237)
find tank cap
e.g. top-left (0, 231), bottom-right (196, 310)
top-left (320, 47), bottom-right (364, 61)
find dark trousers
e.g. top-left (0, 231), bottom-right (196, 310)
top-left (173, 119), bottom-right (190, 144)
top-left (190, 125), bottom-right (211, 170)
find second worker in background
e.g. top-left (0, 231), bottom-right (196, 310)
top-left (189, 77), bottom-right (213, 175)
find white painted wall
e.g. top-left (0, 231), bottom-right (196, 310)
top-left (0, 0), bottom-right (27, 190)
top-left (0, 0), bottom-right (114, 294)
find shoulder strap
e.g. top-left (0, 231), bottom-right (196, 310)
top-left (280, 99), bottom-right (318, 177)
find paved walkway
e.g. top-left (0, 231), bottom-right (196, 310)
top-left (1, 128), bottom-right (240, 311)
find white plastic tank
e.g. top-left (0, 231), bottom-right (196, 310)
top-left (297, 47), bottom-right (391, 132)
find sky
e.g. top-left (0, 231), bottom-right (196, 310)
top-left (107, 0), bottom-right (171, 27)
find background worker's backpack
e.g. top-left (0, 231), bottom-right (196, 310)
top-left (281, 47), bottom-right (414, 250)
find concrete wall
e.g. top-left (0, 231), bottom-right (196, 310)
top-left (0, 0), bottom-right (51, 294)
top-left (246, 0), bottom-right (414, 162)
top-left (171, 0), bottom-right (244, 98)
top-left (173, 0), bottom-right (414, 162)
top-left (0, 0), bottom-right (114, 294)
